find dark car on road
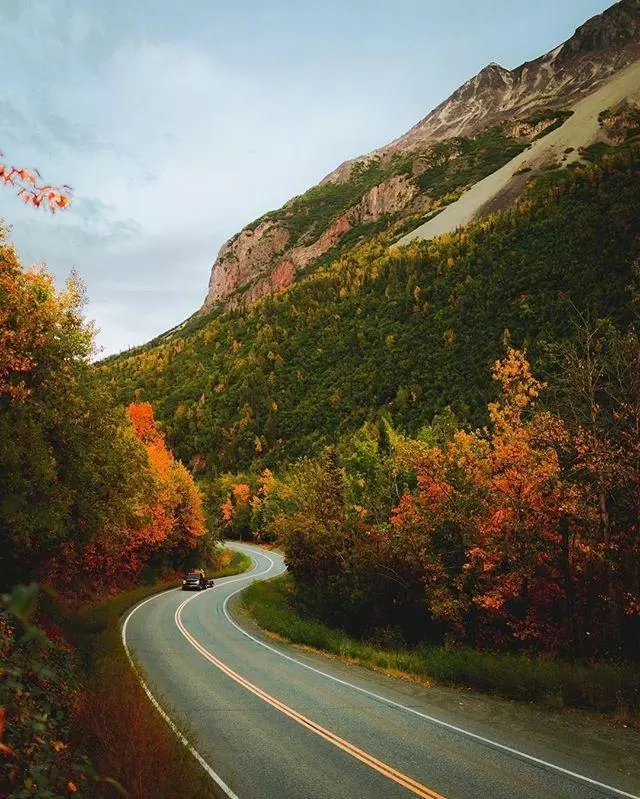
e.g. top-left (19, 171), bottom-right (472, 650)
top-left (181, 572), bottom-right (214, 591)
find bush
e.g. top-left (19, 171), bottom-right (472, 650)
top-left (1, 586), bottom-right (95, 798)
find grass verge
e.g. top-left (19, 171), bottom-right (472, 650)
top-left (242, 575), bottom-right (639, 721)
top-left (212, 549), bottom-right (252, 578)
top-left (38, 547), bottom-right (253, 798)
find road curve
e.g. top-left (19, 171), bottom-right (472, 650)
top-left (123, 544), bottom-right (640, 799)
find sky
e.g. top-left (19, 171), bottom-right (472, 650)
top-left (0, 0), bottom-right (612, 356)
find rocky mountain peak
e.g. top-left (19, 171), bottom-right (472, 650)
top-left (478, 62), bottom-right (510, 76)
top-left (471, 62), bottom-right (513, 91)
top-left (324, 0), bottom-right (640, 181)
top-left (557, 0), bottom-right (640, 63)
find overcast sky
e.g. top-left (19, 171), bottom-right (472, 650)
top-left (0, 0), bottom-right (611, 356)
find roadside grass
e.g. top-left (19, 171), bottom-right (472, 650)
top-left (212, 549), bottom-right (252, 578)
top-left (242, 575), bottom-right (640, 721)
top-left (37, 547), bottom-right (252, 799)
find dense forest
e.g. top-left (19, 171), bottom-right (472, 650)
top-left (100, 143), bottom-right (640, 668)
top-left (103, 145), bottom-right (640, 475)
top-left (0, 231), bottom-right (211, 593)
top-left (228, 342), bottom-right (640, 663)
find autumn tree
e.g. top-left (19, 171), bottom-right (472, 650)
top-left (547, 321), bottom-right (640, 657)
top-left (127, 402), bottom-right (207, 570)
top-left (0, 227), bottom-right (151, 587)
top-left (217, 480), bottom-right (253, 541)
top-left (0, 196), bottom-right (207, 591)
top-left (274, 349), bottom-right (638, 655)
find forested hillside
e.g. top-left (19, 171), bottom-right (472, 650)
top-left (102, 144), bottom-right (640, 674)
top-left (103, 145), bottom-right (640, 475)
top-left (238, 341), bottom-right (640, 667)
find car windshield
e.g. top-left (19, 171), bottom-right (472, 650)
top-left (185, 573), bottom-right (200, 578)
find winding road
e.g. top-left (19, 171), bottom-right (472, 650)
top-left (122, 544), bottom-right (640, 799)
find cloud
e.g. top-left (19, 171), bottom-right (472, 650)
top-left (0, 23), bottom-right (439, 353)
top-left (0, 1), bottom-right (434, 355)
top-left (0, 0), bottom-right (607, 355)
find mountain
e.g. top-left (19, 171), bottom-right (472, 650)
top-left (325, 0), bottom-right (640, 178)
top-left (97, 2), bottom-right (640, 699)
top-left (201, 0), bottom-right (640, 314)
top-left (103, 141), bottom-right (640, 471)
top-left (102, 1), bottom-right (640, 477)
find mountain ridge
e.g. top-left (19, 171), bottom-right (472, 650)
top-left (198, 0), bottom-right (640, 313)
top-left (324, 0), bottom-right (640, 182)
top-left (103, 145), bottom-right (640, 473)
top-left (397, 57), bottom-right (640, 245)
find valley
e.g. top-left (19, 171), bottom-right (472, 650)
top-left (3, 2), bottom-right (640, 798)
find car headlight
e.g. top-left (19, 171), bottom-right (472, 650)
top-left (182, 580), bottom-right (186, 584)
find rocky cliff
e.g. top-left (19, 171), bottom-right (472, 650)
top-left (202, 173), bottom-right (424, 311)
top-left (201, 0), bottom-right (640, 313)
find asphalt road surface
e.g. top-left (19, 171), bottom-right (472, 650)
top-left (122, 544), bottom-right (640, 799)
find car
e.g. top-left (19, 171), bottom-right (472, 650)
top-left (181, 572), bottom-right (215, 591)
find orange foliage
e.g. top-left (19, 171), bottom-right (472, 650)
top-left (0, 250), bottom-right (65, 401)
top-left (221, 483), bottom-right (252, 524)
top-left (391, 349), bottom-right (593, 650)
top-left (129, 403), bottom-right (205, 559)
top-left (221, 499), bottom-right (233, 523)
top-left (49, 404), bottom-right (207, 593)
top-left (232, 483), bottom-right (251, 503)
top-left (128, 402), bottom-right (161, 444)
top-left (0, 164), bottom-right (204, 597)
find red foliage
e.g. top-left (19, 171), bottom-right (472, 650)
top-left (126, 403), bottom-right (205, 566)
top-left (0, 156), bottom-right (72, 212)
top-left (47, 404), bottom-right (206, 596)
top-left (389, 350), bottom-right (616, 653)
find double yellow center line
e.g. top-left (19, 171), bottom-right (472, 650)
top-left (175, 596), bottom-right (444, 798)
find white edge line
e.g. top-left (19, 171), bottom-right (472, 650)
top-left (222, 545), bottom-right (640, 799)
top-left (120, 556), bottom-right (275, 799)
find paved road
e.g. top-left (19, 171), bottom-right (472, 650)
top-left (123, 544), bottom-right (640, 799)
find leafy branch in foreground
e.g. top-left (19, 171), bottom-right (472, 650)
top-left (0, 153), bottom-right (72, 212)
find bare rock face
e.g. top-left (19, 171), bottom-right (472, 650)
top-left (202, 173), bottom-right (421, 310)
top-left (288, 213), bottom-right (352, 269)
top-left (202, 221), bottom-right (290, 313)
top-left (506, 119), bottom-right (559, 140)
top-left (357, 174), bottom-right (419, 221)
top-left (237, 259), bottom-right (297, 309)
top-left (557, 0), bottom-right (640, 61)
top-left (201, 0), bottom-right (640, 313)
